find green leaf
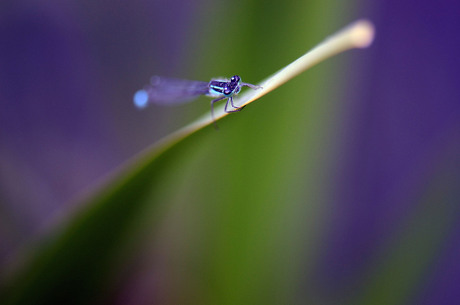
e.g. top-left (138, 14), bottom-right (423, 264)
top-left (0, 20), bottom-right (374, 305)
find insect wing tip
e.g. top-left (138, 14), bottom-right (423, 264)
top-left (133, 89), bottom-right (149, 109)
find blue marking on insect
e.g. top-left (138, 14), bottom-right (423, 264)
top-left (133, 75), bottom-right (261, 127)
top-left (133, 89), bottom-right (149, 109)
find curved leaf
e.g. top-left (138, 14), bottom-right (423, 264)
top-left (0, 20), bottom-right (374, 305)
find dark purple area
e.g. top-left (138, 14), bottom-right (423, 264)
top-left (0, 7), bottom-right (114, 253)
top-left (314, 1), bottom-right (460, 304)
top-left (0, 1), bottom-right (197, 262)
top-left (415, 219), bottom-right (460, 305)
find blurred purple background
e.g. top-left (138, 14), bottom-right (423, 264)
top-left (315, 1), bottom-right (460, 303)
top-left (0, 0), bottom-right (200, 260)
top-left (1, 0), bottom-right (459, 304)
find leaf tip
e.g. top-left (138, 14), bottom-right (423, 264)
top-left (349, 19), bottom-right (375, 49)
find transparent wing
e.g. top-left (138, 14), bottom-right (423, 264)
top-left (134, 76), bottom-right (210, 109)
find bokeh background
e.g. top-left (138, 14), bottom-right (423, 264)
top-left (1, 0), bottom-right (459, 304)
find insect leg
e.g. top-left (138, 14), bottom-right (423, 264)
top-left (211, 96), bottom-right (226, 129)
top-left (225, 97), bottom-right (245, 113)
top-left (241, 82), bottom-right (263, 90)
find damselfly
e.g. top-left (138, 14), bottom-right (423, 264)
top-left (134, 75), bottom-right (261, 125)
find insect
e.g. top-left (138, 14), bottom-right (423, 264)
top-left (133, 75), bottom-right (261, 126)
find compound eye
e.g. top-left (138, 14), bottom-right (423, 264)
top-left (231, 75), bottom-right (240, 83)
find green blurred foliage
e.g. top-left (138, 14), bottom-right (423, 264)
top-left (130, 1), bottom-right (356, 304)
